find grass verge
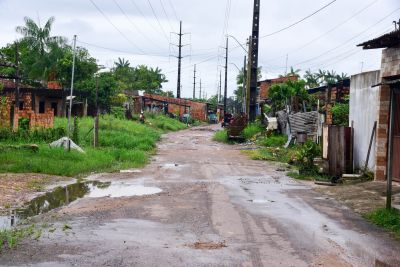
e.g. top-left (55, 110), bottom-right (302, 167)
top-left (365, 208), bottom-right (400, 239)
top-left (0, 114), bottom-right (186, 176)
top-left (213, 130), bottom-right (231, 144)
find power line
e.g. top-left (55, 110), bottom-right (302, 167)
top-left (77, 40), bottom-right (171, 58)
top-left (111, 0), bottom-right (164, 50)
top-left (159, 0), bottom-right (174, 32)
top-left (89, 0), bottom-right (145, 54)
top-left (147, 0), bottom-right (171, 43)
top-left (260, 0), bottom-right (338, 39)
top-left (265, 0), bottom-right (381, 63)
top-left (293, 7), bottom-right (400, 66)
top-left (167, 0), bottom-right (179, 21)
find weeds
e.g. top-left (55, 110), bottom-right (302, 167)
top-left (213, 130), bottom-right (230, 144)
top-left (0, 114), bottom-right (185, 176)
top-left (257, 135), bottom-right (287, 148)
top-left (0, 225), bottom-right (35, 252)
top-left (365, 208), bottom-right (400, 239)
top-left (242, 123), bottom-right (264, 140)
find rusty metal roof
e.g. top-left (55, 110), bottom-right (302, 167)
top-left (357, 28), bottom-right (400, 49)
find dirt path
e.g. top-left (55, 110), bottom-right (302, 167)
top-left (1, 125), bottom-right (399, 267)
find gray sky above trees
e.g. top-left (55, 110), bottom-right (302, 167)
top-left (0, 0), bottom-right (399, 98)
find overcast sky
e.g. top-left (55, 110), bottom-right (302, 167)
top-left (0, 0), bottom-right (399, 98)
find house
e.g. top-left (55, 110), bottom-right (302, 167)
top-left (355, 28), bottom-right (400, 182)
top-left (0, 79), bottom-right (88, 129)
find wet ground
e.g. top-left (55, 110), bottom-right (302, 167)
top-left (1, 125), bottom-right (400, 267)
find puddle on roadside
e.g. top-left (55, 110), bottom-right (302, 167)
top-left (0, 181), bottom-right (162, 230)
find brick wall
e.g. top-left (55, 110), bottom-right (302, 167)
top-left (374, 47), bottom-right (400, 181)
top-left (144, 94), bottom-right (207, 121)
top-left (259, 76), bottom-right (298, 100)
top-left (0, 93), bottom-right (13, 127)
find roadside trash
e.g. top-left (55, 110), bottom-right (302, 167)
top-left (49, 137), bottom-right (85, 153)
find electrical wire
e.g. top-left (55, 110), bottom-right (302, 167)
top-left (167, 0), bottom-right (179, 21)
top-left (111, 0), bottom-right (164, 51)
top-left (88, 0), bottom-right (145, 54)
top-left (260, 0), bottom-right (338, 39)
top-left (265, 0), bottom-right (381, 63)
top-left (159, 0), bottom-right (175, 32)
top-left (146, 0), bottom-right (171, 43)
top-left (293, 7), bottom-right (400, 66)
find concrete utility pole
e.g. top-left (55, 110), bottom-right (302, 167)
top-left (249, 0), bottom-right (260, 122)
top-left (14, 42), bottom-right (20, 118)
top-left (193, 64), bottom-right (196, 99)
top-left (219, 70), bottom-right (222, 103)
top-left (68, 35), bottom-right (77, 147)
top-left (242, 55), bottom-right (247, 113)
top-left (94, 75), bottom-right (99, 148)
top-left (246, 36), bottom-right (252, 117)
top-left (224, 36), bottom-right (228, 115)
top-left (199, 78), bottom-right (202, 99)
top-left (176, 21), bottom-right (183, 98)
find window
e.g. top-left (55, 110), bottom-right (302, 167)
top-left (19, 101), bottom-right (23, 110)
top-left (39, 101), bottom-right (45, 114)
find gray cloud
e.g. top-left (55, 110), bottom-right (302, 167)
top-left (0, 0), bottom-right (399, 97)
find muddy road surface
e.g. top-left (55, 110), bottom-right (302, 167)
top-left (1, 125), bottom-right (399, 267)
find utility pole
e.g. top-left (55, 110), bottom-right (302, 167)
top-left (246, 36), bottom-right (252, 117)
top-left (219, 70), bottom-right (222, 103)
top-left (199, 79), bottom-right (202, 99)
top-left (68, 35), bottom-right (77, 143)
top-left (14, 42), bottom-right (20, 118)
top-left (224, 36), bottom-right (228, 116)
top-left (176, 21), bottom-right (183, 98)
top-left (193, 64), bottom-right (196, 99)
top-left (242, 55), bottom-right (247, 113)
top-left (94, 75), bottom-right (99, 148)
top-left (249, 0), bottom-right (260, 122)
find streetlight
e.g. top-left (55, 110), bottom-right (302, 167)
top-left (227, 35), bottom-right (248, 53)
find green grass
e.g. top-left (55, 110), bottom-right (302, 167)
top-left (365, 208), bottom-right (400, 239)
top-left (213, 130), bottom-right (230, 144)
top-left (257, 135), bottom-right (287, 148)
top-left (0, 225), bottom-right (36, 252)
top-left (0, 114), bottom-right (186, 176)
top-left (242, 123), bottom-right (264, 140)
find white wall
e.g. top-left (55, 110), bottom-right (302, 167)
top-left (349, 70), bottom-right (381, 171)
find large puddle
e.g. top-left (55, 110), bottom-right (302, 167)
top-left (0, 181), bottom-right (162, 229)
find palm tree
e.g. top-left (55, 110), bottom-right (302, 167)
top-left (304, 69), bottom-right (319, 89)
top-left (16, 16), bottom-right (66, 82)
top-left (16, 16), bottom-right (65, 55)
top-left (115, 57), bottom-right (130, 69)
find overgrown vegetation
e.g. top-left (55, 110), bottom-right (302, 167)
top-left (0, 114), bottom-right (186, 176)
top-left (213, 130), bottom-right (230, 144)
top-left (0, 225), bottom-right (36, 252)
top-left (242, 123), bottom-right (264, 140)
top-left (365, 208), bottom-right (400, 239)
top-left (332, 102), bottom-right (349, 126)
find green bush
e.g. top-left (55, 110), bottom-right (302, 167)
top-left (332, 102), bottom-right (349, 126)
top-left (110, 106), bottom-right (126, 120)
top-left (243, 123), bottom-right (264, 140)
top-left (295, 140), bottom-right (321, 174)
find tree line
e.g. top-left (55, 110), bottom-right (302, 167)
top-left (0, 16), bottom-right (172, 111)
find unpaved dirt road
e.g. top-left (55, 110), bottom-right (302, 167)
top-left (1, 125), bottom-right (399, 267)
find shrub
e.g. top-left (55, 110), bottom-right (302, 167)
top-left (332, 102), bottom-right (349, 126)
top-left (295, 140), bottom-right (321, 174)
top-left (213, 130), bottom-right (229, 144)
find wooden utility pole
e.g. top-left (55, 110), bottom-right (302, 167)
top-left (224, 37), bottom-right (228, 115)
top-left (176, 21), bottom-right (183, 98)
top-left (193, 64), bottom-right (196, 99)
top-left (249, 0), bottom-right (260, 122)
top-left (387, 88), bottom-right (396, 209)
